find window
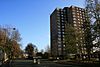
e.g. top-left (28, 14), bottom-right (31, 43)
top-left (62, 26), bottom-right (64, 28)
top-left (72, 9), bottom-right (75, 11)
top-left (57, 14), bottom-right (60, 16)
top-left (79, 24), bottom-right (80, 27)
top-left (63, 48), bottom-right (65, 50)
top-left (58, 48), bottom-right (61, 51)
top-left (76, 44), bottom-right (78, 46)
top-left (57, 19), bottom-right (60, 22)
top-left (80, 19), bottom-right (82, 22)
top-left (77, 13), bottom-right (79, 15)
top-left (76, 8), bottom-right (78, 10)
top-left (62, 23), bottom-right (64, 25)
top-left (79, 11), bottom-right (81, 13)
top-left (61, 9), bottom-right (63, 11)
top-left (61, 14), bottom-right (63, 17)
top-left (74, 24), bottom-right (77, 26)
top-left (62, 20), bottom-right (64, 22)
top-left (73, 21), bottom-right (76, 23)
top-left (62, 29), bottom-right (64, 31)
top-left (77, 16), bottom-right (79, 18)
top-left (73, 15), bottom-right (76, 17)
top-left (75, 27), bottom-right (77, 30)
top-left (63, 10), bottom-right (66, 12)
top-left (58, 26), bottom-right (60, 28)
top-left (73, 18), bottom-right (76, 20)
top-left (62, 35), bottom-right (65, 37)
top-left (82, 14), bottom-right (85, 17)
top-left (58, 35), bottom-right (61, 37)
top-left (63, 38), bottom-right (65, 40)
top-left (72, 6), bottom-right (75, 8)
top-left (81, 22), bottom-right (83, 24)
top-left (61, 17), bottom-right (64, 20)
top-left (78, 22), bottom-right (80, 24)
top-left (79, 31), bottom-right (81, 33)
top-left (78, 19), bottom-right (80, 21)
top-left (63, 45), bottom-right (65, 47)
top-left (81, 9), bottom-right (84, 11)
top-left (82, 31), bottom-right (84, 33)
top-left (79, 28), bottom-right (81, 30)
top-left (62, 32), bottom-right (65, 35)
top-left (57, 23), bottom-right (60, 25)
top-left (79, 8), bottom-right (82, 11)
top-left (58, 38), bottom-right (61, 40)
top-left (58, 45), bottom-right (61, 47)
top-left (80, 37), bottom-right (82, 39)
top-left (82, 12), bottom-right (84, 15)
top-left (58, 41), bottom-right (61, 44)
top-left (58, 29), bottom-right (60, 31)
top-left (58, 31), bottom-right (61, 34)
top-left (80, 16), bottom-right (82, 18)
top-left (61, 12), bottom-right (63, 14)
top-left (80, 14), bottom-right (82, 16)
top-left (72, 12), bottom-right (75, 14)
top-left (77, 10), bottom-right (79, 12)
top-left (63, 41), bottom-right (65, 43)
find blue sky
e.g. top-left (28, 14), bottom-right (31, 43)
top-left (0, 0), bottom-right (85, 51)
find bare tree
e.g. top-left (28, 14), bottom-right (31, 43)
top-left (0, 25), bottom-right (22, 59)
top-left (85, 0), bottom-right (100, 61)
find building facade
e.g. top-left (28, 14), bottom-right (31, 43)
top-left (50, 8), bottom-right (65, 58)
top-left (50, 6), bottom-right (90, 59)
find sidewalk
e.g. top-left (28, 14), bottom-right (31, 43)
top-left (2, 60), bottom-right (10, 67)
top-left (56, 60), bottom-right (100, 67)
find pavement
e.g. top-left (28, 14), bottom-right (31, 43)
top-left (2, 59), bottom-right (100, 67)
top-left (56, 60), bottom-right (100, 67)
top-left (2, 59), bottom-right (81, 67)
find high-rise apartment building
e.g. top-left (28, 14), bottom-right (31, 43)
top-left (50, 6), bottom-right (90, 59)
top-left (50, 8), bottom-right (65, 58)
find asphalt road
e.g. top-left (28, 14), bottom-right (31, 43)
top-left (2, 59), bottom-right (81, 67)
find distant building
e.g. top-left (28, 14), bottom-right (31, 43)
top-left (50, 6), bottom-right (90, 59)
top-left (23, 52), bottom-right (28, 58)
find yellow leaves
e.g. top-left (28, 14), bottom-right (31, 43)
top-left (0, 30), bottom-right (6, 45)
top-left (12, 40), bottom-right (21, 57)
